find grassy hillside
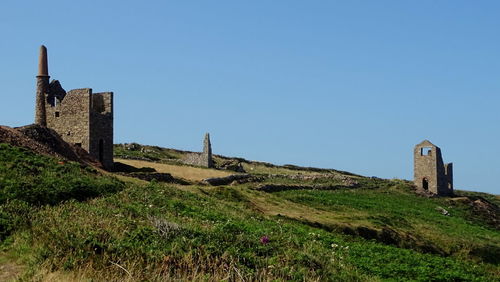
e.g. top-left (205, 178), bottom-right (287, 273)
top-left (1, 143), bottom-right (499, 281)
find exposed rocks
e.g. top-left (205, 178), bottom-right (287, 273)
top-left (117, 155), bottom-right (156, 162)
top-left (217, 159), bottom-right (246, 173)
top-left (449, 196), bottom-right (500, 229)
top-left (201, 174), bottom-right (253, 186)
top-left (436, 206), bottom-right (450, 216)
top-left (122, 143), bottom-right (142, 151)
top-left (125, 172), bottom-right (175, 183)
top-left (113, 161), bottom-right (156, 173)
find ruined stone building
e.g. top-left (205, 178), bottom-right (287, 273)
top-left (414, 140), bottom-right (453, 196)
top-left (34, 45), bottom-right (114, 169)
top-left (183, 133), bottom-right (214, 168)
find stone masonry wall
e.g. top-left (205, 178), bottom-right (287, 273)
top-left (183, 152), bottom-right (211, 167)
top-left (46, 88), bottom-right (91, 151)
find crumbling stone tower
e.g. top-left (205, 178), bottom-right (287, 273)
top-left (34, 45), bottom-right (114, 170)
top-left (413, 140), bottom-right (453, 196)
top-left (183, 133), bottom-right (214, 168)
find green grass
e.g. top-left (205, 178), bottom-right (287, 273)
top-left (0, 144), bottom-right (123, 206)
top-left (7, 183), bottom-right (496, 281)
top-left (0, 143), bottom-right (499, 280)
top-left (274, 184), bottom-right (500, 263)
top-left (114, 143), bottom-right (183, 162)
top-left (0, 143), bottom-right (124, 240)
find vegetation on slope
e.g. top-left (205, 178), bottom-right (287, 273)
top-left (0, 143), bottom-right (499, 280)
top-left (0, 144), bottom-right (123, 240)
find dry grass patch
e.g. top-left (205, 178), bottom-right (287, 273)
top-left (242, 189), bottom-right (371, 228)
top-left (114, 159), bottom-right (233, 182)
top-left (0, 253), bottom-right (24, 282)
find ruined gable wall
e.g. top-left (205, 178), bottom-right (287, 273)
top-left (45, 88), bottom-right (91, 151)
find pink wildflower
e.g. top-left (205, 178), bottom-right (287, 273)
top-left (260, 235), bottom-right (270, 244)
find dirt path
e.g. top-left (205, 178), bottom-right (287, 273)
top-left (0, 254), bottom-right (23, 281)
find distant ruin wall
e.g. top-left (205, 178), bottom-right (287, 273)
top-left (182, 133), bottom-right (214, 168)
top-left (183, 152), bottom-right (212, 167)
top-left (413, 140), bottom-right (453, 196)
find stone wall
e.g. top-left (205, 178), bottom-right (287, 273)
top-left (183, 152), bottom-right (211, 167)
top-left (413, 140), bottom-right (453, 196)
top-left (46, 88), bottom-right (92, 151)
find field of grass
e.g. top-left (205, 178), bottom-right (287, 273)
top-left (1, 143), bottom-right (499, 281)
top-left (113, 143), bottom-right (183, 162)
top-left (273, 187), bottom-right (500, 261)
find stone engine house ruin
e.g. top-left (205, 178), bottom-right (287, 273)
top-left (183, 133), bottom-right (214, 168)
top-left (34, 45), bottom-right (114, 169)
top-left (413, 140), bottom-right (453, 196)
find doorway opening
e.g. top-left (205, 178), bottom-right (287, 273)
top-left (422, 178), bottom-right (429, 190)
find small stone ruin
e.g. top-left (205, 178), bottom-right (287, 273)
top-left (182, 133), bottom-right (214, 168)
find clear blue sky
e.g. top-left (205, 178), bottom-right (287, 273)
top-left (1, 1), bottom-right (499, 194)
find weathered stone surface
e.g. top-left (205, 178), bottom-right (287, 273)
top-left (413, 140), bottom-right (453, 196)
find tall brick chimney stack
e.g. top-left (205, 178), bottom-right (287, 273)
top-left (35, 45), bottom-right (49, 126)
